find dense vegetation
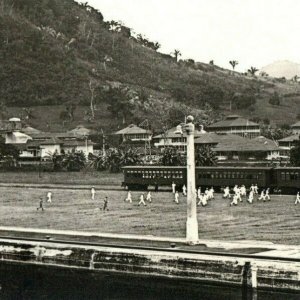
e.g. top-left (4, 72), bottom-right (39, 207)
top-left (1, 0), bottom-right (300, 131)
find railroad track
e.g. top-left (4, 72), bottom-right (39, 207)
top-left (0, 235), bottom-right (299, 263)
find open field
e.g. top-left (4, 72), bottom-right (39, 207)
top-left (0, 171), bottom-right (123, 186)
top-left (0, 187), bottom-right (299, 245)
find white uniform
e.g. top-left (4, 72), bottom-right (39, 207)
top-left (235, 190), bottom-right (242, 202)
top-left (230, 194), bottom-right (238, 206)
top-left (265, 189), bottom-right (271, 201)
top-left (91, 188), bottom-right (95, 200)
top-left (233, 185), bottom-right (238, 194)
top-left (208, 188), bottom-right (214, 200)
top-left (146, 192), bottom-right (152, 202)
top-left (295, 192), bottom-right (300, 205)
top-left (247, 191), bottom-right (254, 204)
top-left (174, 191), bottom-right (179, 204)
top-left (197, 187), bottom-right (201, 199)
top-left (46, 192), bottom-right (52, 203)
top-left (182, 185), bottom-right (187, 196)
top-left (240, 186), bottom-right (246, 197)
top-left (258, 191), bottom-right (266, 201)
top-left (138, 194), bottom-right (146, 206)
top-left (172, 183), bottom-right (176, 194)
top-left (223, 187), bottom-right (230, 198)
top-left (254, 185), bottom-right (259, 195)
top-left (125, 191), bottom-right (132, 203)
top-left (250, 185), bottom-right (255, 194)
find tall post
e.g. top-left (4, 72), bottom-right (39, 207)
top-left (185, 115), bottom-right (199, 244)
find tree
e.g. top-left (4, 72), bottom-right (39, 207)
top-left (209, 60), bottom-right (214, 65)
top-left (62, 151), bottom-right (86, 171)
top-left (290, 139), bottom-right (300, 166)
top-left (172, 49), bottom-right (181, 62)
top-left (195, 146), bottom-right (217, 166)
top-left (0, 137), bottom-right (19, 160)
top-left (46, 150), bottom-right (64, 171)
top-left (229, 60), bottom-right (238, 70)
top-left (106, 87), bottom-right (134, 124)
top-left (159, 147), bottom-right (185, 166)
top-left (108, 20), bottom-right (121, 51)
top-left (88, 79), bottom-right (96, 120)
top-left (259, 71), bottom-right (269, 77)
top-left (269, 91), bottom-right (281, 106)
top-left (248, 66), bottom-right (259, 76)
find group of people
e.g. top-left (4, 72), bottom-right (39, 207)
top-left (37, 187), bottom-right (109, 212)
top-left (172, 183), bottom-right (214, 207)
top-left (125, 191), bottom-right (152, 206)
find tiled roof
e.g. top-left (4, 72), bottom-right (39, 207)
top-left (207, 116), bottom-right (259, 128)
top-left (278, 134), bottom-right (300, 142)
top-left (153, 127), bottom-right (204, 139)
top-left (40, 137), bottom-right (63, 145)
top-left (212, 135), bottom-right (280, 152)
top-left (68, 125), bottom-right (97, 136)
top-left (63, 140), bottom-right (95, 146)
top-left (291, 121), bottom-right (300, 128)
top-left (21, 126), bottom-right (41, 135)
top-left (31, 132), bottom-right (79, 139)
top-left (115, 124), bottom-right (152, 135)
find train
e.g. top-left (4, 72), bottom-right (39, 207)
top-left (122, 166), bottom-right (300, 194)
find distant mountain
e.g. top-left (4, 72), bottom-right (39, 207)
top-left (261, 60), bottom-right (300, 79)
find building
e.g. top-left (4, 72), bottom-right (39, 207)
top-left (278, 134), bottom-right (300, 157)
top-left (114, 124), bottom-right (152, 143)
top-left (195, 134), bottom-right (280, 162)
top-left (206, 115), bottom-right (260, 138)
top-left (290, 121), bottom-right (300, 134)
top-left (153, 125), bottom-right (206, 152)
top-left (2, 118), bottom-right (95, 160)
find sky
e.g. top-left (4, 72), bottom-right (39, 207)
top-left (84, 0), bottom-right (300, 71)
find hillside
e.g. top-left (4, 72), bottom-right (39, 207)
top-left (1, 0), bottom-right (300, 131)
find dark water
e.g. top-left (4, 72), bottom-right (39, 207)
top-left (0, 263), bottom-right (298, 300)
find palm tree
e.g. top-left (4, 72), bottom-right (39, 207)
top-left (62, 151), bottom-right (86, 171)
top-left (172, 49), bottom-right (182, 62)
top-left (195, 146), bottom-right (217, 166)
top-left (248, 66), bottom-right (259, 76)
top-left (229, 60), bottom-right (238, 70)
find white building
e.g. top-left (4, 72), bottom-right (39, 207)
top-left (291, 121), bottom-right (300, 135)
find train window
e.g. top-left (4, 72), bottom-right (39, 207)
top-left (291, 172), bottom-right (299, 180)
top-left (223, 172), bottom-right (227, 179)
top-left (228, 172), bottom-right (231, 179)
top-left (286, 172), bottom-right (290, 180)
top-left (246, 174), bottom-right (253, 180)
top-left (211, 172), bottom-right (214, 179)
top-left (232, 172), bottom-right (235, 179)
top-left (281, 172), bottom-right (285, 180)
top-left (215, 172), bottom-right (219, 179)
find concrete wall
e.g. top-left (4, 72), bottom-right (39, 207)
top-left (0, 239), bottom-right (298, 292)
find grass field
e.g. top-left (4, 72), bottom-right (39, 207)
top-left (0, 187), bottom-right (299, 245)
top-left (0, 171), bottom-right (123, 186)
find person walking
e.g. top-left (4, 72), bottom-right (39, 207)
top-left (295, 192), bottom-right (300, 205)
top-left (174, 191), bottom-right (179, 204)
top-left (146, 191), bottom-right (152, 203)
top-left (46, 191), bottom-right (52, 203)
top-left (125, 191), bottom-right (132, 203)
top-left (247, 190), bottom-right (254, 204)
top-left (138, 194), bottom-right (146, 206)
top-left (258, 190), bottom-right (266, 201)
top-left (223, 186), bottom-right (230, 198)
top-left (103, 196), bottom-right (109, 211)
top-left (230, 194), bottom-right (238, 206)
top-left (172, 182), bottom-right (176, 194)
top-left (37, 197), bottom-right (44, 211)
top-left (265, 188), bottom-right (271, 201)
top-left (182, 184), bottom-right (187, 196)
top-left (254, 184), bottom-right (259, 195)
top-left (91, 187), bottom-right (96, 200)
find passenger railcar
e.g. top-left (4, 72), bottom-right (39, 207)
top-left (122, 166), bottom-right (273, 191)
top-left (272, 167), bottom-right (300, 194)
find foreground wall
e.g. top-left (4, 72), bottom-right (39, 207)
top-left (0, 238), bottom-right (299, 292)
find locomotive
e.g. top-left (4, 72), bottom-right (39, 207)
top-left (122, 166), bottom-right (300, 194)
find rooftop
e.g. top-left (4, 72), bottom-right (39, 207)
top-left (291, 121), bottom-right (300, 128)
top-left (278, 134), bottom-right (300, 142)
top-left (115, 124), bottom-right (152, 135)
top-left (207, 116), bottom-right (259, 129)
